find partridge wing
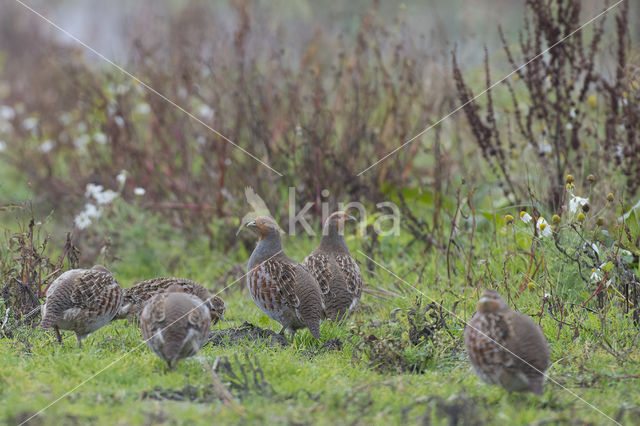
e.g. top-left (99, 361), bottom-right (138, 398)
top-left (302, 253), bottom-right (331, 295)
top-left (263, 259), bottom-right (300, 308)
top-left (335, 254), bottom-right (363, 297)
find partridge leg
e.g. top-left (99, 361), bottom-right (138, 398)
top-left (54, 325), bottom-right (62, 344)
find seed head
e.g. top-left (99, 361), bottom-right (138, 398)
top-left (581, 203), bottom-right (590, 213)
top-left (565, 174), bottom-right (574, 184)
top-left (596, 217), bottom-right (604, 226)
top-left (527, 282), bottom-right (536, 290)
top-left (587, 174), bottom-right (596, 183)
top-left (552, 215), bottom-right (561, 224)
top-left (577, 213), bottom-right (586, 222)
top-left (504, 214), bottom-right (514, 225)
top-left (607, 193), bottom-right (614, 202)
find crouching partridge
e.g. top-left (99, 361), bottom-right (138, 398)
top-left (303, 211), bottom-right (363, 321)
top-left (40, 265), bottom-right (123, 346)
top-left (246, 216), bottom-right (325, 338)
top-left (464, 289), bottom-right (550, 395)
top-left (115, 277), bottom-right (225, 325)
top-left (140, 285), bottom-right (211, 369)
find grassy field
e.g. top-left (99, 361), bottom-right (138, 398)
top-left (1, 0), bottom-right (640, 424)
top-left (1, 202), bottom-right (640, 425)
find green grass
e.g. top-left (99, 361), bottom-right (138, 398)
top-left (1, 215), bottom-right (640, 425)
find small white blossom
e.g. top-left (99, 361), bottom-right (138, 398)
top-left (22, 117), bottom-right (38, 131)
top-left (114, 116), bottom-right (125, 128)
top-left (197, 135), bottom-right (206, 146)
top-left (93, 132), bottom-right (107, 145)
top-left (537, 217), bottom-right (552, 237)
top-left (565, 123), bottom-right (573, 130)
top-left (520, 212), bottom-right (532, 224)
top-left (590, 268), bottom-right (602, 282)
top-left (76, 121), bottom-right (88, 133)
top-left (569, 195), bottom-right (589, 213)
top-left (569, 108), bottom-right (576, 119)
top-left (116, 170), bottom-right (127, 187)
top-left (94, 189), bottom-right (118, 205)
top-left (199, 104), bottom-right (213, 120)
top-left (40, 140), bottom-right (54, 153)
top-left (135, 103), bottom-right (151, 115)
top-left (0, 105), bottom-right (15, 121)
top-left (538, 143), bottom-right (552, 154)
top-left (0, 140), bottom-right (6, 152)
top-left (134, 187), bottom-right (146, 196)
top-left (74, 202), bottom-right (102, 229)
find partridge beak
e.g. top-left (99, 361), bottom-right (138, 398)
top-left (246, 220), bottom-right (257, 228)
top-left (347, 215), bottom-right (357, 222)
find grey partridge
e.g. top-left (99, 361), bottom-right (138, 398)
top-left (40, 265), bottom-right (123, 346)
top-left (114, 277), bottom-right (225, 325)
top-left (303, 211), bottom-right (363, 321)
top-left (140, 285), bottom-right (211, 369)
top-left (464, 289), bottom-right (550, 395)
top-left (246, 216), bottom-right (325, 338)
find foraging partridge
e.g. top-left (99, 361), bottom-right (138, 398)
top-left (140, 285), bottom-right (211, 369)
top-left (40, 265), bottom-right (123, 346)
top-left (303, 211), bottom-right (363, 320)
top-left (114, 277), bottom-right (225, 325)
top-left (464, 290), bottom-right (550, 395)
top-left (246, 216), bottom-right (325, 338)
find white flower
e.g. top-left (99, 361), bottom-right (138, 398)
top-left (569, 195), bottom-right (589, 213)
top-left (76, 121), bottom-right (88, 133)
top-left (537, 217), bottom-right (552, 237)
top-left (74, 203), bottom-right (102, 229)
top-left (565, 123), bottom-right (573, 130)
top-left (538, 143), bottom-right (552, 154)
top-left (40, 140), bottom-right (54, 153)
top-left (0, 140), bottom-right (6, 152)
top-left (94, 189), bottom-right (118, 205)
top-left (199, 104), bottom-right (213, 120)
top-left (116, 170), bottom-right (127, 187)
top-left (22, 117), bottom-right (38, 131)
top-left (135, 103), bottom-right (151, 115)
top-left (569, 108), bottom-right (576, 119)
top-left (0, 105), bottom-right (15, 121)
top-left (197, 135), bottom-right (206, 146)
top-left (134, 187), bottom-right (146, 196)
top-left (73, 134), bottom-right (90, 150)
top-left (85, 183), bottom-right (104, 199)
top-left (590, 268), bottom-right (602, 283)
top-left (520, 212), bottom-right (532, 224)
top-left (114, 116), bottom-right (125, 128)
top-left (93, 132), bottom-right (107, 145)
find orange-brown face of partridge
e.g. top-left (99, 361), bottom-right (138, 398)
top-left (477, 290), bottom-right (508, 313)
top-left (246, 216), bottom-right (282, 240)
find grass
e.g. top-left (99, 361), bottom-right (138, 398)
top-left (1, 208), bottom-right (640, 425)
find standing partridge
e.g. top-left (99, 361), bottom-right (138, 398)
top-left (114, 277), bottom-right (225, 325)
top-left (140, 285), bottom-right (211, 369)
top-left (246, 216), bottom-right (325, 338)
top-left (464, 289), bottom-right (550, 395)
top-left (40, 265), bottom-right (123, 346)
top-left (303, 211), bottom-right (363, 321)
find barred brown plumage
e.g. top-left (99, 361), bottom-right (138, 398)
top-left (139, 285), bottom-right (211, 369)
top-left (246, 216), bottom-right (325, 338)
top-left (303, 211), bottom-right (363, 321)
top-left (114, 277), bottom-right (225, 325)
top-left (40, 265), bottom-right (123, 346)
top-left (464, 290), bottom-right (550, 395)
